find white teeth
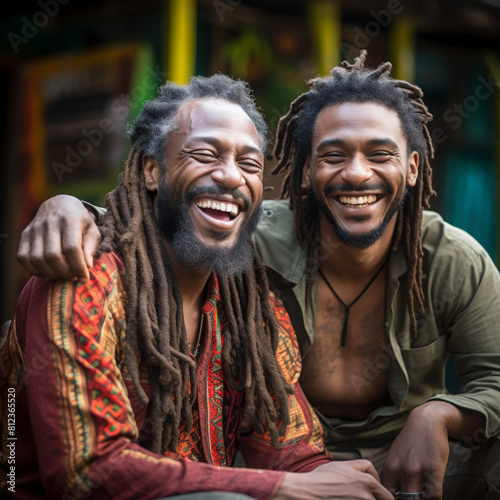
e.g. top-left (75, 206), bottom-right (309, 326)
top-left (339, 194), bottom-right (377, 206)
top-left (195, 199), bottom-right (239, 216)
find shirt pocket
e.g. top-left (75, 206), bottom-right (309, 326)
top-left (399, 334), bottom-right (449, 404)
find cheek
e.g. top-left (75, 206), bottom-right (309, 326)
top-left (166, 165), bottom-right (203, 198)
top-left (311, 167), bottom-right (331, 195)
top-left (162, 172), bottom-right (186, 203)
top-left (246, 174), bottom-right (263, 204)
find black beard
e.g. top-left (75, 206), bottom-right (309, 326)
top-left (156, 184), bottom-right (262, 276)
top-left (319, 183), bottom-right (408, 249)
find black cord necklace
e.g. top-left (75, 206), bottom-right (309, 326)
top-left (318, 254), bottom-right (390, 348)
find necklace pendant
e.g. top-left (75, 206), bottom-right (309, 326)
top-left (341, 308), bottom-right (349, 347)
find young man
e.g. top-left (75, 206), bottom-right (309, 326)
top-left (258, 53), bottom-right (500, 499)
top-left (14, 53), bottom-right (500, 498)
top-left (1, 74), bottom-right (392, 500)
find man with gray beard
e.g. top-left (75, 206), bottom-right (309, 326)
top-left (1, 74), bottom-right (392, 500)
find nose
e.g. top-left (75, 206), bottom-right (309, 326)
top-left (340, 154), bottom-right (373, 186)
top-left (211, 158), bottom-right (246, 189)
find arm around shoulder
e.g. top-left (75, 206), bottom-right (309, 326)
top-left (17, 194), bottom-right (102, 282)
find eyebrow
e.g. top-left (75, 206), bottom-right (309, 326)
top-left (315, 138), bottom-right (346, 153)
top-left (187, 136), bottom-right (263, 155)
top-left (366, 138), bottom-right (400, 149)
top-left (315, 137), bottom-right (401, 153)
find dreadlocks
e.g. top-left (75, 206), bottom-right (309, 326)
top-left (96, 74), bottom-right (293, 454)
top-left (272, 50), bottom-right (436, 338)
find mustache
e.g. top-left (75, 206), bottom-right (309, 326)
top-left (324, 183), bottom-right (394, 196)
top-left (185, 185), bottom-right (252, 212)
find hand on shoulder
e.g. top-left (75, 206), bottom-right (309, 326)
top-left (17, 194), bottom-right (101, 283)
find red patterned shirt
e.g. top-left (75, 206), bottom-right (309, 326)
top-left (0, 252), bottom-right (330, 500)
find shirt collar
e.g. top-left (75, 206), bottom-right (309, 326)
top-left (202, 272), bottom-right (221, 314)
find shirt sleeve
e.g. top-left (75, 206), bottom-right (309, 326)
top-left (13, 254), bottom-right (286, 500)
top-left (239, 293), bottom-right (332, 472)
top-left (427, 244), bottom-right (500, 439)
top-left (81, 200), bottom-right (107, 221)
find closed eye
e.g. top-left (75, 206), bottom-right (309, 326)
top-left (188, 150), bottom-right (218, 163)
top-left (238, 158), bottom-right (263, 172)
top-left (321, 152), bottom-right (346, 162)
top-left (368, 151), bottom-right (395, 162)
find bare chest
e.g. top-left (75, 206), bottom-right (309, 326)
top-left (300, 276), bottom-right (391, 419)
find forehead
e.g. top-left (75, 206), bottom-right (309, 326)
top-left (173, 98), bottom-right (261, 148)
top-left (313, 102), bottom-right (406, 147)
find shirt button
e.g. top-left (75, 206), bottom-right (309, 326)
top-left (264, 209), bottom-right (273, 217)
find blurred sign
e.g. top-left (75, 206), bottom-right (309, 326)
top-left (19, 43), bottom-right (156, 207)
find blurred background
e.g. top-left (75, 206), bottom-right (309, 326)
top-left (0, 0), bottom-right (499, 357)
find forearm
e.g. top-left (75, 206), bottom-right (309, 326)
top-left (22, 274), bottom-right (284, 500)
top-left (82, 443), bottom-right (285, 500)
top-left (411, 400), bottom-right (486, 442)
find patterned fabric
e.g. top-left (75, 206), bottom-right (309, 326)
top-left (0, 251), bottom-right (330, 500)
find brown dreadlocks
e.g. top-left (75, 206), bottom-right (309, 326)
top-left (96, 74), bottom-right (293, 454)
top-left (272, 50), bottom-right (436, 338)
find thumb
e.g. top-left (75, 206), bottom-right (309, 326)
top-left (82, 224), bottom-right (101, 270)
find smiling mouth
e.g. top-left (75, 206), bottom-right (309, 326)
top-left (194, 198), bottom-right (240, 222)
top-left (338, 194), bottom-right (379, 208)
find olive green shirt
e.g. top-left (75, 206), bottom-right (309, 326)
top-left (255, 200), bottom-right (500, 447)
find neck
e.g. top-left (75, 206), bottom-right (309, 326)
top-left (318, 215), bottom-right (395, 280)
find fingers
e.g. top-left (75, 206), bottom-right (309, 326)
top-left (60, 206), bottom-right (102, 282)
top-left (46, 218), bottom-right (90, 281)
top-left (343, 460), bottom-right (393, 500)
top-left (16, 195), bottom-right (99, 282)
top-left (82, 223), bottom-right (101, 270)
top-left (20, 220), bottom-right (68, 280)
top-left (60, 229), bottom-right (89, 283)
top-left (345, 459), bottom-right (381, 482)
top-left (374, 485), bottom-right (396, 500)
top-left (383, 467), bottom-right (442, 500)
top-left (17, 227), bottom-right (41, 277)
top-left (404, 468), bottom-right (442, 500)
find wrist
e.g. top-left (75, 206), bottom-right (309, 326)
top-left (81, 200), bottom-right (100, 222)
top-left (409, 401), bottom-right (486, 441)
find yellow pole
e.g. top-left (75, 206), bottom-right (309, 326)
top-left (309, 0), bottom-right (340, 76)
top-left (390, 17), bottom-right (415, 82)
top-left (166, 0), bottom-right (196, 84)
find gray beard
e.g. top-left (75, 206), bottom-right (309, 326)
top-left (157, 184), bottom-right (262, 276)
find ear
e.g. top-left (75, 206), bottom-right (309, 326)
top-left (143, 155), bottom-right (161, 192)
top-left (407, 151), bottom-right (419, 187)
